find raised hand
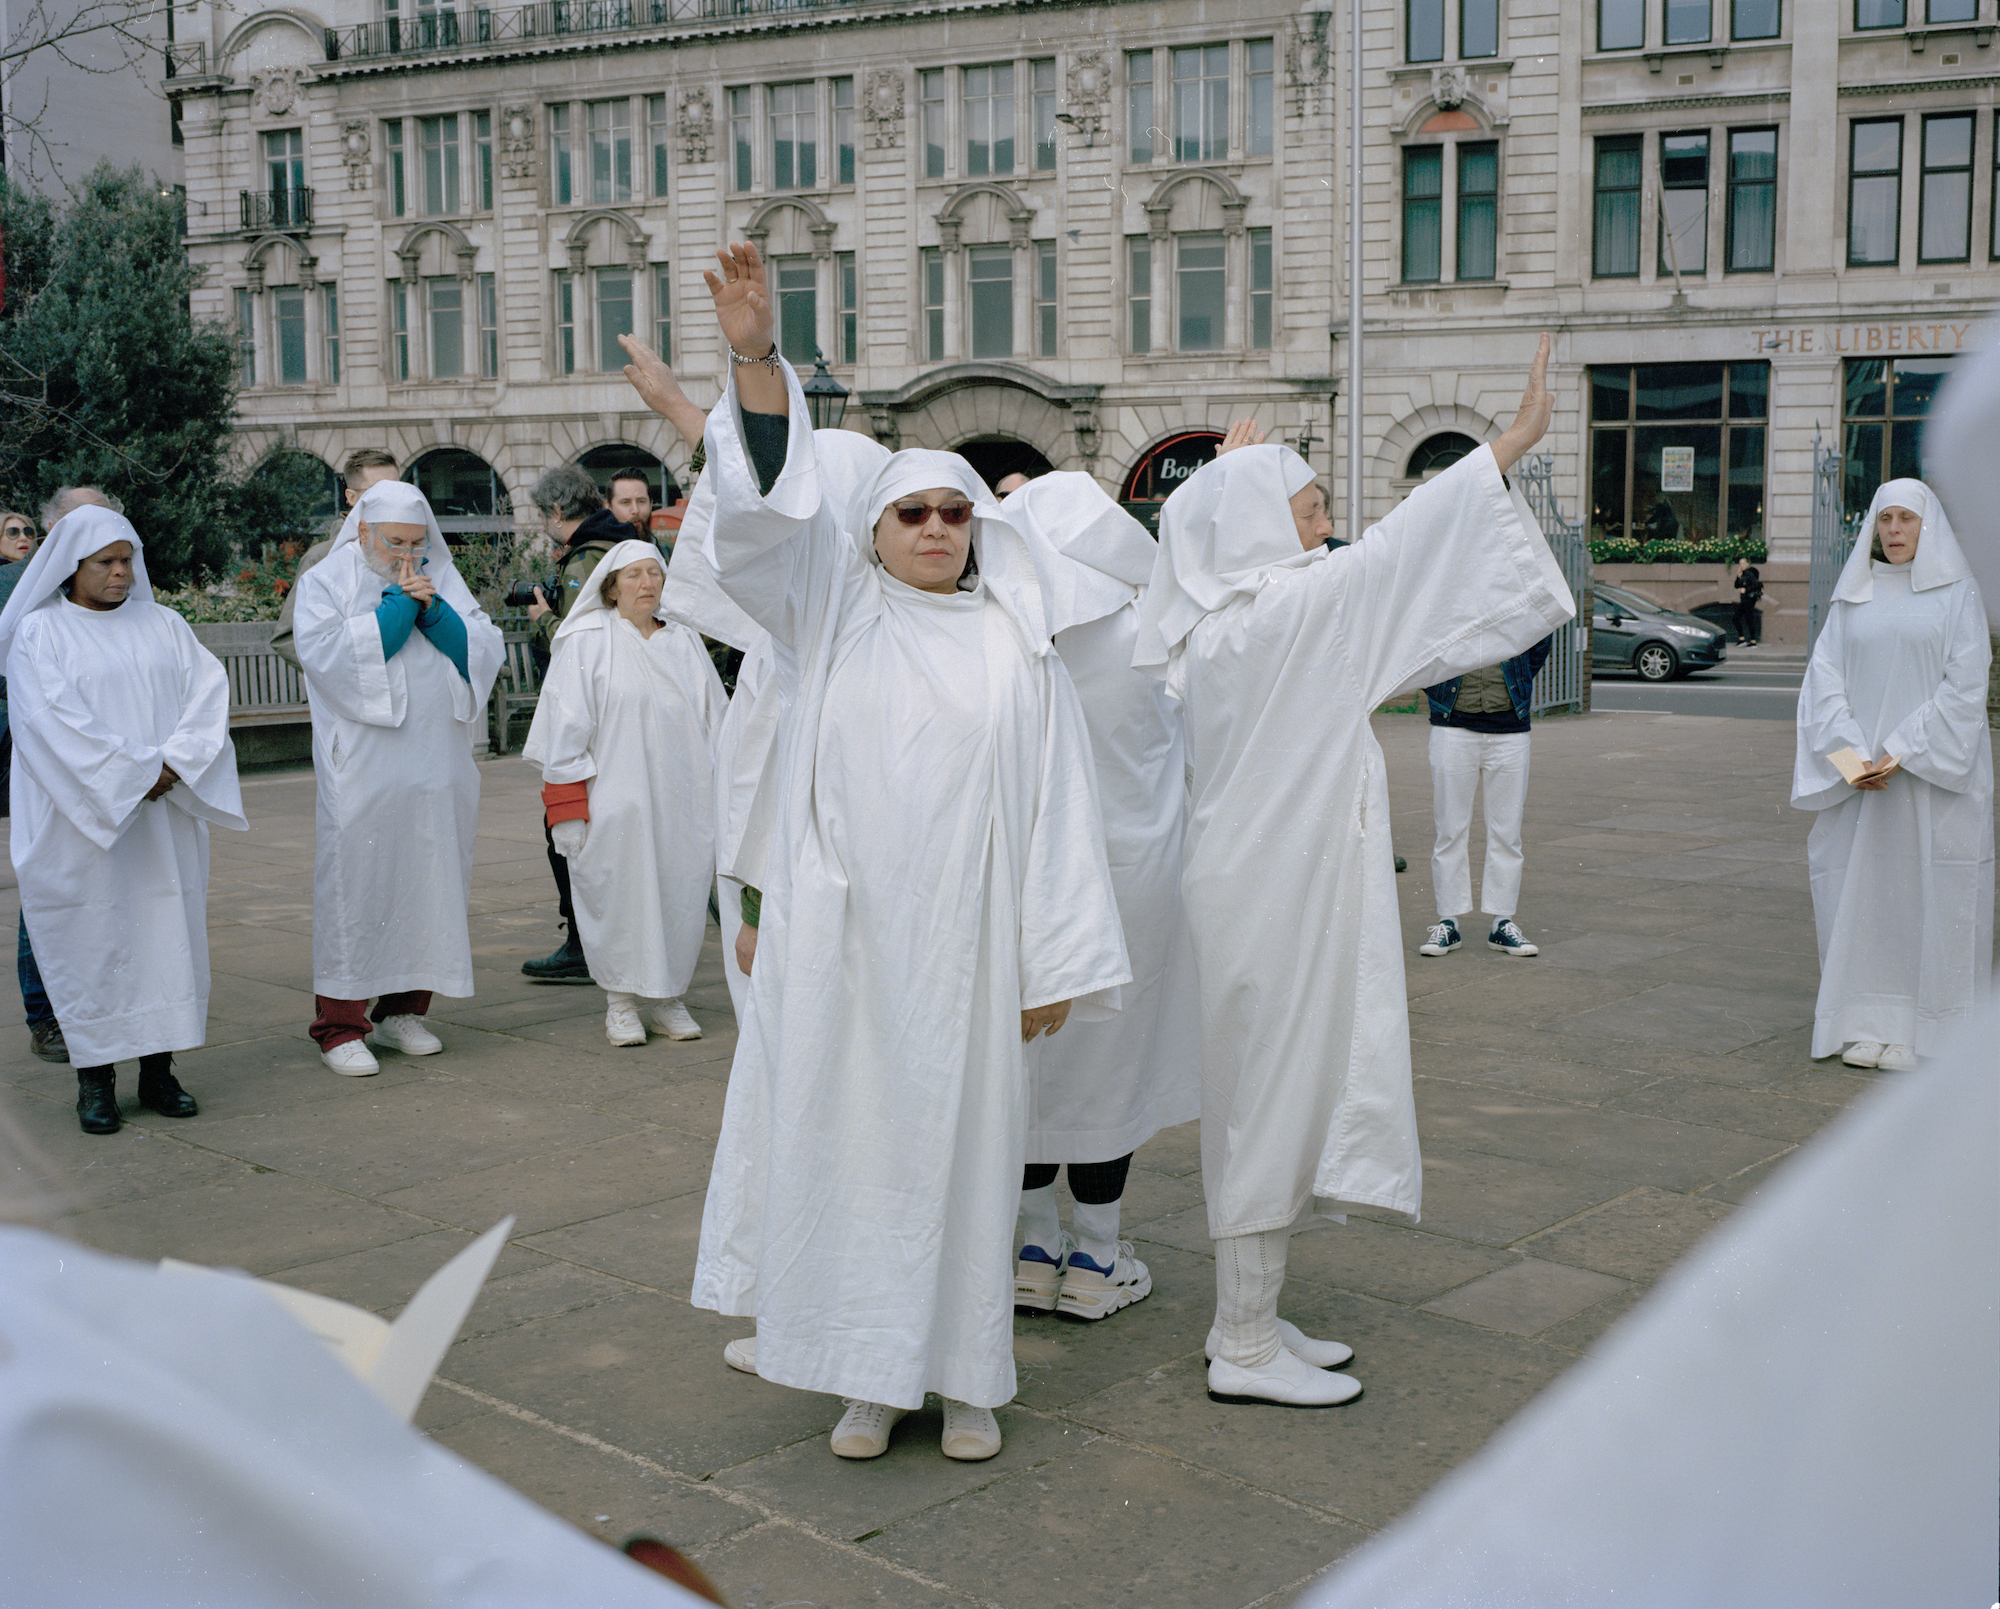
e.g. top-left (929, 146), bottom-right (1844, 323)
top-left (1492, 332), bottom-right (1554, 473)
top-left (703, 243), bottom-right (775, 362)
top-left (1215, 418), bottom-right (1267, 455)
top-left (618, 332), bottom-right (709, 449)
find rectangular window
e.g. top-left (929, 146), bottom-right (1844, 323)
top-left (769, 81), bottom-right (816, 191)
top-left (1726, 127), bottom-right (1778, 271)
top-left (1732, 0), bottom-right (1780, 37)
top-left (1458, 141), bottom-right (1499, 280)
top-left (1176, 231), bottom-right (1226, 351)
top-left (1128, 237), bottom-right (1152, 353)
top-left (775, 256), bottom-right (816, 364)
top-left (1127, 51), bottom-right (1154, 164)
top-left (1035, 240), bottom-right (1057, 357)
top-left (549, 104), bottom-right (573, 205)
top-left (1918, 112), bottom-right (1974, 263)
top-left (428, 277), bottom-right (463, 379)
top-left (1408, 0), bottom-right (1445, 62)
top-left (647, 94), bottom-right (670, 197)
top-left (1249, 227), bottom-right (1272, 349)
top-left (476, 272), bottom-right (497, 378)
top-left (1842, 355), bottom-right (1953, 516)
top-left (1171, 44), bottom-right (1229, 162)
top-left (654, 264), bottom-right (673, 362)
top-left (322, 284), bottom-right (340, 383)
top-left (920, 69), bottom-right (946, 179)
top-left (389, 281), bottom-right (409, 382)
top-left (1593, 133), bottom-right (1643, 277)
top-left (1928, 0), bottom-right (1976, 19)
top-left (834, 77), bottom-right (855, 185)
top-left (968, 244), bottom-right (1013, 358)
top-left (475, 110), bottom-right (493, 210)
top-left (1403, 146), bottom-right (1444, 282)
top-left (964, 63), bottom-right (1015, 177)
top-left (1462, 0), bottom-right (1500, 56)
top-left (1848, 118), bottom-right (1903, 266)
top-left (1032, 58), bottom-right (1057, 170)
top-left (1248, 39), bottom-right (1275, 155)
top-left (385, 120), bottom-right (406, 217)
top-left (595, 269), bottom-right (632, 373)
top-left (274, 286), bottom-right (308, 385)
top-left (555, 272), bottom-right (575, 375)
top-left (264, 127), bottom-right (305, 194)
top-left (730, 87), bottom-right (754, 192)
top-left (588, 99), bottom-right (632, 204)
top-left (1855, 0), bottom-right (1904, 26)
top-left (418, 114), bottom-right (460, 216)
top-left (1600, 0), bottom-right (1645, 47)
top-left (234, 287), bottom-right (256, 386)
top-left (838, 251), bottom-right (857, 364)
top-left (1659, 131), bottom-right (1710, 276)
top-left (1664, 0), bottom-right (1711, 45)
top-left (1587, 361), bottom-right (1770, 554)
top-left (922, 246), bottom-right (945, 360)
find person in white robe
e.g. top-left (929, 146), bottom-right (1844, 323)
top-left (1792, 478), bottom-right (1992, 1073)
top-left (1001, 472), bottom-right (1201, 1321)
top-left (0, 507), bottom-right (246, 1136)
top-left (524, 539), bottom-right (726, 1046)
top-left (293, 481), bottom-right (503, 1076)
top-left (688, 243), bottom-right (1129, 1465)
top-left (1133, 338), bottom-right (1572, 1409)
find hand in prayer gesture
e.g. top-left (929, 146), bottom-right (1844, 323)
top-left (704, 243), bottom-right (786, 414)
top-left (1491, 332), bottom-right (1555, 474)
top-left (1021, 999), bottom-right (1071, 1042)
top-left (618, 333), bottom-right (709, 448)
top-left (145, 764), bottom-right (178, 802)
top-left (1214, 419), bottom-right (1267, 455)
top-left (397, 552), bottom-right (438, 611)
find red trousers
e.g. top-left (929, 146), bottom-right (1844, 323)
top-left (310, 991), bottom-right (432, 1052)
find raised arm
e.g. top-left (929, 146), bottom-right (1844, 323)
top-left (618, 333), bottom-right (710, 452)
top-left (704, 243), bottom-right (788, 418)
top-left (1489, 333), bottom-right (1554, 476)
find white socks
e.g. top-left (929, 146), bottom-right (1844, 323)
top-left (1212, 1228), bottom-right (1291, 1369)
top-left (1071, 1198), bottom-right (1122, 1270)
top-left (605, 989), bottom-right (638, 1011)
top-left (1016, 1183), bottom-right (1060, 1256)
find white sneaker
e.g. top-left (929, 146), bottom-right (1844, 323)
top-left (829, 1398), bottom-right (906, 1459)
top-left (1015, 1229), bottom-right (1072, 1313)
top-left (1205, 1317), bottom-right (1355, 1371)
top-left (643, 998), bottom-right (702, 1040)
top-left (370, 1015), bottom-right (443, 1055)
top-left (723, 1336), bottom-right (757, 1375)
top-left (1057, 1241), bottom-right (1152, 1321)
top-left (321, 1039), bottom-right (380, 1076)
top-left (605, 999), bottom-right (646, 1047)
top-left (940, 1400), bottom-right (1003, 1461)
top-left (1842, 1040), bottom-right (1885, 1069)
top-left (1208, 1348), bottom-right (1363, 1408)
top-left (1876, 1043), bottom-right (1917, 1072)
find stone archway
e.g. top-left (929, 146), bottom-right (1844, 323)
top-left (953, 436), bottom-right (1056, 493)
top-left (858, 362), bottom-right (1099, 472)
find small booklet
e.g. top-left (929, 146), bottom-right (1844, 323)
top-left (161, 1216), bottom-right (513, 1421)
top-left (1826, 747), bottom-right (1869, 784)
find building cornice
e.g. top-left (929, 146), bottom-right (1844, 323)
top-left (1839, 73), bottom-right (2000, 95)
top-left (1581, 90), bottom-right (1790, 116)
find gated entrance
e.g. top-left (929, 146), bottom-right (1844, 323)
top-left (1807, 425), bottom-right (1852, 652)
top-left (1515, 452), bottom-right (1593, 716)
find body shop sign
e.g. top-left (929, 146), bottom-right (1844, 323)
top-left (1122, 432), bottom-right (1224, 504)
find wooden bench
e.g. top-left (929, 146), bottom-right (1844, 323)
top-left (489, 629), bottom-right (542, 754)
top-left (194, 622), bottom-right (312, 728)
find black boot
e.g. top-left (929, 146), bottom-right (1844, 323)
top-left (137, 1052), bottom-right (198, 1118)
top-left (521, 926), bottom-right (593, 983)
top-left (76, 1067), bottom-right (120, 1135)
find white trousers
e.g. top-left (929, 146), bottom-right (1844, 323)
top-left (1429, 726), bottom-right (1532, 921)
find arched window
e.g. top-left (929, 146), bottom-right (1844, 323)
top-left (576, 443), bottom-right (680, 507)
top-left (411, 448), bottom-right (507, 521)
top-left (1406, 432), bottom-right (1480, 478)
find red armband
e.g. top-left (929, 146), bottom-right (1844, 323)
top-left (542, 780), bottom-right (590, 827)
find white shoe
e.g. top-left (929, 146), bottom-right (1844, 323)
top-left (829, 1398), bottom-right (906, 1459)
top-left (1057, 1241), bottom-right (1152, 1321)
top-left (1842, 1040), bottom-right (1885, 1069)
top-left (321, 1040), bottom-right (380, 1076)
top-left (723, 1336), bottom-right (757, 1375)
top-left (1015, 1229), bottom-right (1071, 1313)
top-left (1208, 1347), bottom-right (1363, 1408)
top-left (643, 998), bottom-right (702, 1040)
top-left (1876, 1043), bottom-right (1917, 1072)
top-left (605, 999), bottom-right (646, 1047)
top-left (1205, 1317), bottom-right (1355, 1371)
top-left (940, 1400), bottom-right (1003, 1461)
top-left (370, 1015), bottom-right (442, 1055)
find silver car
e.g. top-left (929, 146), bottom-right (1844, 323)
top-left (1590, 582), bottom-right (1729, 682)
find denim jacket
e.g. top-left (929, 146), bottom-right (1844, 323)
top-left (1424, 634), bottom-right (1554, 733)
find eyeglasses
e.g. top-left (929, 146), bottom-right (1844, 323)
top-left (2, 525), bottom-right (32, 539)
top-left (891, 500), bottom-right (974, 527)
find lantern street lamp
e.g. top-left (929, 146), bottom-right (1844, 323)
top-left (802, 349), bottom-right (850, 431)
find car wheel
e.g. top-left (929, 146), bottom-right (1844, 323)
top-left (1633, 641), bottom-right (1679, 682)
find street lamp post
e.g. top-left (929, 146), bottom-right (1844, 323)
top-left (1346, 0), bottom-right (1364, 545)
top-left (802, 349), bottom-right (850, 431)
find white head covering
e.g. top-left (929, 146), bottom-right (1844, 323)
top-left (1920, 330), bottom-right (2000, 629)
top-left (334, 479), bottom-right (485, 623)
top-left (1132, 443), bottom-right (1317, 674)
top-left (552, 538), bottom-right (666, 643)
top-left (1002, 471), bottom-right (1157, 637)
top-left (0, 504), bottom-right (152, 664)
top-left (1832, 477), bottom-right (1974, 604)
top-left (854, 448), bottom-right (1050, 653)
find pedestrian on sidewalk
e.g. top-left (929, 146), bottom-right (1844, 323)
top-left (1794, 479), bottom-right (1992, 1073)
top-left (1417, 635), bottom-right (1554, 962)
top-left (1133, 336), bottom-right (1571, 1410)
top-left (293, 481), bottom-right (503, 1076)
top-left (1733, 562), bottom-right (1764, 646)
top-left (523, 540), bottom-right (725, 1048)
top-left (0, 506), bottom-right (246, 1133)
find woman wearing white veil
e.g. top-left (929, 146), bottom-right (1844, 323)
top-left (688, 244), bottom-right (1128, 1466)
top-left (1793, 478), bottom-right (1993, 1072)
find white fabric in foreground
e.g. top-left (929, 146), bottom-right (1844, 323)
top-left (524, 540), bottom-right (726, 999)
top-left (0, 1228), bottom-right (710, 1609)
top-left (1923, 323), bottom-right (2000, 629)
top-left (4, 510), bottom-right (247, 1064)
top-left (1301, 1005), bottom-right (2000, 1609)
top-left (1830, 477), bottom-right (1974, 603)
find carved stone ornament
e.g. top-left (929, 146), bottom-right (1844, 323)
top-left (1284, 13), bottom-right (1332, 114)
top-left (1070, 399), bottom-right (1100, 467)
top-left (867, 404), bottom-right (901, 452)
top-left (1432, 64), bottom-right (1467, 110)
top-left (499, 105), bottom-right (536, 179)
top-left (862, 69), bottom-right (904, 150)
top-left (1064, 50), bottom-right (1108, 140)
top-left (250, 66), bottom-right (305, 117)
top-left (678, 87), bottom-right (712, 163)
top-left (341, 119), bottom-right (371, 191)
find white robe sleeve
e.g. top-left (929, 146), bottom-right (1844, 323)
top-left (1792, 607), bottom-right (1870, 811)
top-left (520, 628), bottom-right (604, 787)
top-left (293, 560), bottom-right (402, 729)
top-left (158, 613), bottom-right (248, 832)
top-left (1881, 584), bottom-right (1993, 794)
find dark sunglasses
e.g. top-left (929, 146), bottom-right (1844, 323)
top-left (892, 500), bottom-right (974, 527)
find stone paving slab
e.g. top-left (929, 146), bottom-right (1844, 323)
top-left (6, 709), bottom-right (1991, 1609)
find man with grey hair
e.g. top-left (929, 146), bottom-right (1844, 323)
top-left (38, 487), bottom-right (121, 528)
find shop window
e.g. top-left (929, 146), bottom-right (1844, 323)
top-left (1588, 361), bottom-right (1769, 558)
top-left (1841, 356), bottom-right (1954, 518)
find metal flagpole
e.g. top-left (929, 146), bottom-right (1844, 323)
top-left (1346, 0), bottom-right (1365, 544)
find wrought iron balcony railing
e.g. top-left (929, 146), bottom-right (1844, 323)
top-left (241, 188), bottom-right (314, 231)
top-left (164, 41), bottom-right (208, 77)
top-left (323, 0), bottom-right (857, 61)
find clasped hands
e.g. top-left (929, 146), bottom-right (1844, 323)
top-left (1850, 756), bottom-right (1903, 791)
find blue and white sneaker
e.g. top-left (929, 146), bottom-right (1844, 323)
top-left (1418, 917), bottom-right (1462, 957)
top-left (1057, 1241), bottom-right (1152, 1321)
top-left (1015, 1230), bottom-right (1072, 1313)
top-left (1487, 918), bottom-right (1539, 957)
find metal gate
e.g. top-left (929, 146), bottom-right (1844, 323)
top-left (1806, 425), bottom-right (1852, 651)
top-left (1515, 452), bottom-right (1593, 715)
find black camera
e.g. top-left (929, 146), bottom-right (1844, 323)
top-left (504, 577), bottom-right (557, 609)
